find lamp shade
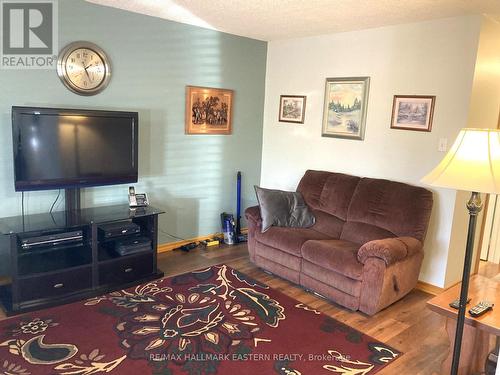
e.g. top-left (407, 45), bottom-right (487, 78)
top-left (421, 128), bottom-right (500, 194)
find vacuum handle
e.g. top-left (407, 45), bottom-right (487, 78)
top-left (236, 171), bottom-right (242, 235)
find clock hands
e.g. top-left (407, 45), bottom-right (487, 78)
top-left (82, 61), bottom-right (93, 82)
top-left (83, 62), bottom-right (102, 82)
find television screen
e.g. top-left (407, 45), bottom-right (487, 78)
top-left (12, 107), bottom-right (138, 191)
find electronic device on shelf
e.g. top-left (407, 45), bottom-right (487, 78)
top-left (0, 204), bottom-right (164, 316)
top-left (469, 301), bottom-right (494, 317)
top-left (128, 186), bottom-right (149, 208)
top-left (107, 236), bottom-right (152, 256)
top-left (11, 107), bottom-right (139, 192)
top-left (449, 297), bottom-right (471, 309)
top-left (98, 222), bottom-right (141, 240)
top-left (19, 230), bottom-right (83, 250)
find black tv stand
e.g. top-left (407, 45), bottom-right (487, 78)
top-left (0, 204), bottom-right (164, 315)
top-left (65, 188), bottom-right (81, 211)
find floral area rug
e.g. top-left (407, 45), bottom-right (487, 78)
top-left (0, 264), bottom-right (401, 374)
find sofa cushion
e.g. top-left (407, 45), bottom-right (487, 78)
top-left (296, 170), bottom-right (361, 238)
top-left (310, 209), bottom-right (345, 238)
top-left (297, 170), bottom-right (360, 219)
top-left (302, 260), bottom-right (362, 297)
top-left (340, 221), bottom-right (395, 245)
top-left (255, 186), bottom-right (315, 232)
top-left (255, 241), bottom-right (302, 271)
top-left (255, 227), bottom-right (330, 256)
top-left (343, 177), bottom-right (433, 242)
top-left (317, 172), bottom-right (361, 220)
top-left (300, 273), bottom-right (360, 311)
top-left (255, 255), bottom-right (301, 284)
top-left (296, 170), bottom-right (331, 209)
top-left (301, 239), bottom-right (363, 280)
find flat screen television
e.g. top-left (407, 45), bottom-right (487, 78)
top-left (12, 106), bottom-right (139, 191)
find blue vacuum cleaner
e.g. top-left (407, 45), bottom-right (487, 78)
top-left (235, 171), bottom-right (248, 243)
top-left (221, 172), bottom-right (248, 244)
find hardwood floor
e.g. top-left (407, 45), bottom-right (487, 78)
top-left (158, 243), bottom-right (450, 375)
top-left (4, 242), bottom-right (489, 374)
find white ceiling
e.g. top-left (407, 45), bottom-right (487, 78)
top-left (86, 0), bottom-right (500, 41)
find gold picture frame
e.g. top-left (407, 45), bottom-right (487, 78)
top-left (185, 86), bottom-right (233, 135)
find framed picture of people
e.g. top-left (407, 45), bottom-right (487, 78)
top-left (185, 86), bottom-right (234, 135)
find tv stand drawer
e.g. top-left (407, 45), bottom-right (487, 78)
top-left (18, 266), bottom-right (92, 302)
top-left (99, 253), bottom-right (153, 286)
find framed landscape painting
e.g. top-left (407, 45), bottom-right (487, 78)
top-left (321, 77), bottom-right (370, 140)
top-left (185, 86), bottom-right (233, 135)
top-left (390, 95), bottom-right (435, 132)
top-left (279, 95), bottom-right (306, 123)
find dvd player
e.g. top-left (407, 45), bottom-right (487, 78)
top-left (98, 222), bottom-right (141, 239)
top-left (109, 236), bottom-right (152, 256)
top-left (20, 230), bottom-right (83, 249)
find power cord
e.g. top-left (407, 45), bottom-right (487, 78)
top-left (174, 236), bottom-right (225, 252)
top-left (162, 228), bottom-right (197, 252)
top-left (49, 189), bottom-right (61, 214)
top-left (159, 229), bottom-right (225, 252)
top-left (159, 228), bottom-right (186, 242)
top-left (21, 191), bottom-right (25, 231)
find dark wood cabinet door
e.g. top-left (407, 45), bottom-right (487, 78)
top-left (99, 253), bottom-right (153, 287)
top-left (18, 266), bottom-right (92, 302)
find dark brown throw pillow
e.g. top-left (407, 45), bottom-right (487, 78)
top-left (254, 186), bottom-right (315, 233)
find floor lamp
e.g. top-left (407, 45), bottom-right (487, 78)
top-left (422, 128), bottom-right (500, 375)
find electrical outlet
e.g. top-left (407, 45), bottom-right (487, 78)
top-left (438, 138), bottom-right (448, 152)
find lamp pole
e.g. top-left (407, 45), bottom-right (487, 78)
top-left (450, 191), bottom-right (482, 375)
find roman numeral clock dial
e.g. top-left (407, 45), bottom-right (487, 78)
top-left (57, 42), bottom-right (111, 96)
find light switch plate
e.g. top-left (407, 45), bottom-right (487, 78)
top-left (438, 138), bottom-right (448, 152)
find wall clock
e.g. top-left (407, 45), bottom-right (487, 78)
top-left (57, 41), bottom-right (111, 96)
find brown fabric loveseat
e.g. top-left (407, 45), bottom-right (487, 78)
top-left (245, 170), bottom-right (433, 315)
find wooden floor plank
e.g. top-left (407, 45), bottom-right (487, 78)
top-left (0, 242), bottom-right (463, 374)
top-left (159, 243), bottom-right (451, 375)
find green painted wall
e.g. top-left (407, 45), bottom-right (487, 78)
top-left (0, 0), bottom-right (267, 244)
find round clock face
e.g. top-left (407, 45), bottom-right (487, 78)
top-left (57, 42), bottom-right (111, 96)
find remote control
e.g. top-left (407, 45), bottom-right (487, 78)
top-left (469, 301), bottom-right (494, 317)
top-left (449, 297), bottom-right (471, 309)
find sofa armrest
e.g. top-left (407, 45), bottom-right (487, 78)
top-left (357, 237), bottom-right (423, 266)
top-left (245, 206), bottom-right (262, 226)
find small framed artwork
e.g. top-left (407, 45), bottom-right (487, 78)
top-left (321, 77), bottom-right (370, 140)
top-left (279, 95), bottom-right (307, 123)
top-left (185, 86), bottom-right (233, 135)
top-left (390, 95), bottom-right (436, 132)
